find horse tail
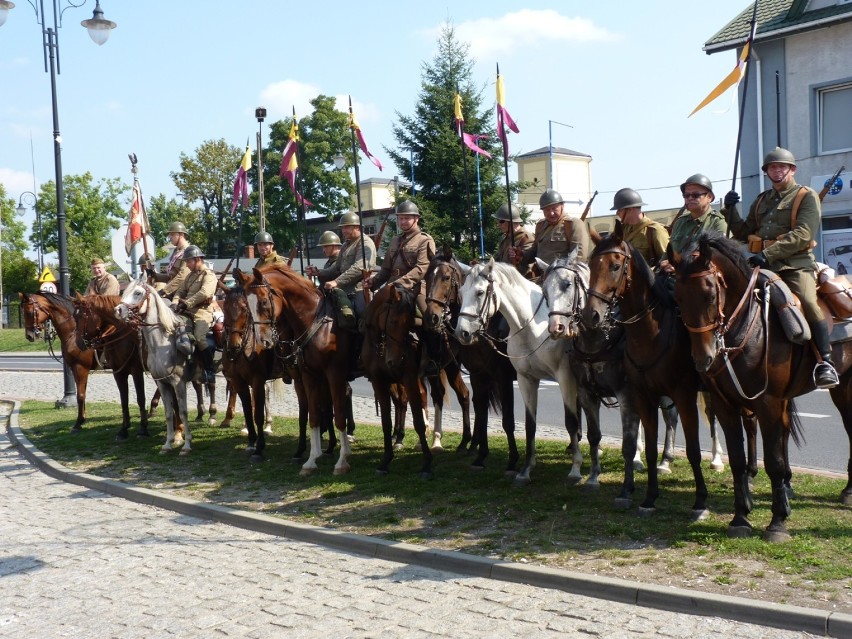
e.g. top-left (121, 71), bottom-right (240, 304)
top-left (787, 398), bottom-right (806, 449)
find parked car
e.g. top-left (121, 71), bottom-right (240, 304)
top-left (828, 244), bottom-right (852, 275)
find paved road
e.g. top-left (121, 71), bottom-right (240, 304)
top-left (1, 402), bottom-right (839, 638)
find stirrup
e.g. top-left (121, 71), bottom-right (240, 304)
top-left (814, 362), bottom-right (840, 389)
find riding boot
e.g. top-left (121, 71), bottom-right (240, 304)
top-left (200, 347), bottom-right (216, 384)
top-left (810, 319), bottom-right (840, 389)
top-left (332, 288), bottom-right (357, 331)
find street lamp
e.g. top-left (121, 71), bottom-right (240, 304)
top-left (2, 0), bottom-right (117, 408)
top-left (548, 119), bottom-right (573, 190)
top-left (255, 106), bottom-right (267, 233)
top-left (16, 191), bottom-right (43, 272)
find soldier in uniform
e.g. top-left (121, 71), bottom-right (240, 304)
top-left (314, 231), bottom-right (342, 270)
top-left (494, 202), bottom-right (534, 277)
top-left (363, 200), bottom-right (439, 375)
top-left (723, 147), bottom-right (839, 388)
top-left (609, 188), bottom-right (669, 267)
top-left (84, 257), bottom-right (120, 296)
top-left (253, 231), bottom-right (287, 268)
top-left (170, 245), bottom-right (218, 383)
top-left (509, 189), bottom-right (592, 279)
top-left (307, 212), bottom-right (376, 330)
top-left (659, 174), bottom-right (727, 273)
top-left (146, 221), bottom-right (190, 299)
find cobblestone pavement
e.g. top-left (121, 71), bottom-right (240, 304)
top-left (0, 371), bottom-right (840, 638)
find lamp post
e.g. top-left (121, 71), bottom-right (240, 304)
top-left (16, 191), bottom-right (43, 272)
top-left (548, 119), bottom-right (573, 190)
top-left (255, 107), bottom-right (267, 233)
top-left (2, 0), bottom-right (116, 407)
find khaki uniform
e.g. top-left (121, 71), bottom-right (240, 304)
top-left (667, 209), bottom-right (727, 262)
top-left (254, 250), bottom-right (287, 269)
top-left (371, 229), bottom-right (436, 310)
top-left (84, 273), bottom-right (120, 296)
top-left (496, 228), bottom-right (535, 277)
top-left (621, 217), bottom-right (669, 267)
top-left (320, 234), bottom-right (376, 295)
top-left (521, 215), bottom-right (592, 270)
top-left (174, 266), bottom-right (218, 350)
top-left (725, 182), bottom-right (822, 320)
top-left (152, 246), bottom-right (190, 297)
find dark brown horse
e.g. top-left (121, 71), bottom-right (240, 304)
top-left (424, 247), bottom-right (518, 472)
top-left (19, 291), bottom-right (149, 439)
top-left (581, 221), bottom-right (710, 519)
top-left (674, 232), bottom-right (852, 541)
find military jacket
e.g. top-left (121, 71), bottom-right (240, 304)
top-left (254, 251), bottom-right (287, 269)
top-left (496, 228), bottom-right (535, 276)
top-left (175, 266), bottom-right (218, 322)
top-left (84, 273), bottom-right (120, 296)
top-left (725, 183), bottom-right (820, 271)
top-left (319, 234), bottom-right (376, 295)
top-left (153, 246), bottom-right (190, 297)
top-left (521, 215), bottom-right (592, 267)
top-left (621, 217), bottom-right (669, 266)
top-left (372, 229), bottom-right (436, 293)
top-left (667, 209), bottom-right (727, 262)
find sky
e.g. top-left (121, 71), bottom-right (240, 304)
top-left (0, 0), bottom-right (754, 255)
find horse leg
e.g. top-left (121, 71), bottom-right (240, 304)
top-left (220, 380), bottom-right (237, 429)
top-left (579, 390), bottom-right (602, 490)
top-left (331, 375), bottom-right (352, 476)
top-left (614, 390), bottom-right (640, 509)
top-left (633, 391), bottom-right (660, 514)
top-left (829, 379), bottom-right (852, 504)
top-left (407, 374), bottom-right (433, 479)
top-left (300, 379), bottom-right (325, 476)
top-left (234, 379), bottom-right (256, 453)
top-left (499, 373), bottom-right (519, 476)
top-left (428, 375), bottom-right (445, 453)
top-left (448, 366), bottom-right (471, 454)
top-left (291, 377), bottom-right (309, 461)
top-left (345, 383), bottom-right (356, 441)
top-left (761, 398), bottom-right (792, 542)
top-left (673, 390), bottom-right (709, 520)
top-left (391, 385), bottom-right (407, 450)
top-left (658, 396), bottom-right (677, 473)
top-left (743, 408), bottom-right (759, 480)
top-left (132, 367), bottom-right (149, 437)
top-left (701, 391), bottom-right (725, 472)
top-left (264, 380), bottom-right (274, 434)
top-left (206, 380), bottom-right (218, 427)
top-left (113, 372), bottom-right (132, 441)
top-left (159, 382), bottom-right (176, 453)
top-left (250, 376), bottom-right (266, 463)
top-left (176, 381), bottom-right (191, 455)
top-left (148, 388), bottom-right (161, 418)
top-left (469, 376), bottom-right (491, 468)
top-left (70, 364), bottom-right (89, 432)
top-left (374, 380), bottom-right (396, 474)
top-left (192, 380), bottom-right (204, 422)
top-left (712, 396), bottom-right (754, 537)
top-left (514, 375), bottom-right (540, 486)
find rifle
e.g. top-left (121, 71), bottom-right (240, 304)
top-left (286, 245), bottom-right (298, 267)
top-left (215, 256), bottom-right (235, 292)
top-left (579, 190), bottom-right (602, 244)
top-left (371, 208), bottom-right (393, 250)
top-left (819, 165), bottom-right (846, 202)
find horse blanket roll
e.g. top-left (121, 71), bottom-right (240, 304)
top-left (759, 270), bottom-right (810, 344)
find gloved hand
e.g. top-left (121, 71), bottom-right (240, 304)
top-left (145, 267), bottom-right (156, 277)
top-left (171, 301), bottom-right (187, 315)
top-left (747, 252), bottom-right (769, 269)
top-left (724, 190), bottom-right (740, 209)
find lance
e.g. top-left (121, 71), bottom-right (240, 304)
top-left (348, 96), bottom-right (368, 273)
top-left (456, 85), bottom-right (476, 255)
top-left (292, 107), bottom-right (310, 274)
top-left (234, 137), bottom-right (250, 273)
top-left (730, 0), bottom-right (760, 194)
top-left (128, 153), bottom-right (150, 279)
top-left (497, 63), bottom-right (513, 251)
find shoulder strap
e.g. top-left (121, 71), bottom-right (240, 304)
top-left (563, 218), bottom-right (573, 241)
top-left (646, 224), bottom-right (659, 265)
top-left (789, 186), bottom-right (810, 230)
top-left (750, 192), bottom-right (767, 227)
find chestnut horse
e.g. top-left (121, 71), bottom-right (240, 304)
top-left (674, 233), bottom-right (852, 541)
top-left (19, 291), bottom-right (148, 439)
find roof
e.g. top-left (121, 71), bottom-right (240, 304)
top-left (359, 177), bottom-right (411, 187)
top-left (515, 146), bottom-right (592, 160)
top-left (704, 0), bottom-right (852, 54)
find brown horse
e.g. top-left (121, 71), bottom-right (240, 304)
top-left (581, 221), bottom-right (711, 519)
top-left (19, 291), bottom-right (149, 439)
top-left (674, 232), bottom-right (852, 541)
top-left (424, 247), bottom-right (519, 472)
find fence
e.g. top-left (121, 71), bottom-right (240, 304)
top-left (2, 300), bottom-right (23, 329)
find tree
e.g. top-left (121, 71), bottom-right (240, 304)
top-left (1, 184), bottom-right (39, 299)
top-left (170, 139), bottom-right (241, 257)
top-left (146, 193), bottom-right (196, 258)
top-left (388, 24), bottom-right (521, 262)
top-left (35, 172), bottom-right (124, 293)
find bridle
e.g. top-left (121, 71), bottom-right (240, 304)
top-left (425, 262), bottom-right (461, 330)
top-left (116, 284), bottom-right (155, 330)
top-left (587, 242), bottom-right (659, 334)
top-left (74, 300), bottom-right (124, 350)
top-left (222, 293), bottom-right (255, 361)
top-left (543, 262), bottom-right (588, 330)
top-left (245, 277), bottom-right (282, 346)
top-left (22, 295), bottom-right (60, 360)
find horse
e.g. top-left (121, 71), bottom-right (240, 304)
top-left (114, 277), bottom-right (192, 455)
top-left (18, 291), bottom-right (149, 439)
top-left (235, 263), bottom-right (353, 476)
top-left (454, 259), bottom-right (584, 486)
top-left (424, 247), bottom-right (519, 471)
top-left (581, 221), bottom-right (710, 519)
top-left (674, 232), bottom-right (852, 541)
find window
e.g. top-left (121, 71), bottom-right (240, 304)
top-left (818, 83), bottom-right (852, 154)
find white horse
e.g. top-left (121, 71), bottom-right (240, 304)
top-left (115, 277), bottom-right (191, 455)
top-left (455, 259), bottom-right (583, 485)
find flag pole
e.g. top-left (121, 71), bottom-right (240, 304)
top-left (497, 64), bottom-right (513, 250)
top-left (127, 153), bottom-right (149, 279)
top-left (731, 0), bottom-right (760, 193)
top-left (456, 86), bottom-right (476, 255)
top-left (291, 107), bottom-right (311, 273)
top-left (348, 96), bottom-right (368, 272)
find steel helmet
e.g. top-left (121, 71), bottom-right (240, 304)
top-left (494, 203), bottom-right (523, 222)
top-left (317, 230), bottom-right (341, 247)
top-left (182, 245), bottom-right (205, 260)
top-left (254, 231), bottom-right (274, 245)
top-left (338, 212), bottom-right (361, 227)
top-left (610, 188), bottom-right (647, 211)
top-left (137, 253), bottom-right (155, 266)
top-left (679, 173), bottom-right (714, 198)
top-left (396, 200), bottom-right (420, 216)
top-left (168, 221), bottom-right (188, 235)
top-left (539, 189), bottom-right (564, 209)
top-left (762, 147), bottom-right (797, 171)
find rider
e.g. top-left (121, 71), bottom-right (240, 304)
top-left (170, 245), bottom-right (218, 383)
top-left (494, 203), bottom-right (535, 278)
top-left (659, 174), bottom-right (727, 272)
top-left (146, 221), bottom-right (190, 299)
top-left (84, 257), bottom-right (120, 296)
top-left (609, 188), bottom-right (669, 268)
top-left (363, 200), bottom-right (439, 376)
top-left (723, 147), bottom-right (839, 389)
top-left (253, 231), bottom-right (287, 268)
top-left (509, 189), bottom-right (592, 280)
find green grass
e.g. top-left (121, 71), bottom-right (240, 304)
top-left (0, 328), bottom-right (51, 352)
top-left (14, 399), bottom-right (852, 611)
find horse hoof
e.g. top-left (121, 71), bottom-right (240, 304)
top-left (207, 419), bottom-right (216, 428)
top-left (763, 527), bottom-right (791, 543)
top-left (566, 474), bottom-right (582, 486)
top-left (637, 506), bottom-right (656, 518)
top-left (393, 443), bottom-right (404, 451)
top-left (710, 459), bottom-right (725, 472)
top-left (219, 420), bottom-right (231, 429)
top-left (299, 468), bottom-right (315, 478)
top-left (614, 497), bottom-right (632, 510)
top-left (657, 462), bottom-right (672, 474)
top-left (179, 449), bottom-right (191, 457)
top-left (347, 434), bottom-right (356, 443)
top-left (841, 491), bottom-right (852, 506)
top-left (249, 454), bottom-right (264, 464)
top-left (513, 475), bottom-right (531, 487)
top-left (159, 448), bottom-right (170, 455)
top-left (785, 485), bottom-right (795, 499)
top-left (419, 471), bottom-right (433, 480)
top-left (691, 508), bottom-right (710, 522)
top-left (333, 464), bottom-right (351, 476)
top-left (726, 525), bottom-right (753, 539)
top-left (70, 426), bottom-right (83, 434)
top-left (504, 469), bottom-right (519, 480)
top-left (633, 460), bottom-right (646, 472)
top-left (264, 426), bottom-right (273, 434)
top-left (115, 432), bottom-right (129, 442)
top-left (240, 427), bottom-right (249, 435)
top-left (137, 430), bottom-right (150, 438)
top-left (430, 444), bottom-right (444, 453)
top-left (376, 468), bottom-right (389, 476)
top-left (583, 481), bottom-right (600, 492)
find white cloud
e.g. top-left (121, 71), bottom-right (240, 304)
top-left (421, 10), bottom-right (619, 59)
top-left (259, 79), bottom-right (321, 122)
top-left (0, 167), bottom-right (39, 198)
top-left (333, 95), bottom-right (381, 123)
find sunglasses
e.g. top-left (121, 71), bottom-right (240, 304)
top-left (683, 192), bottom-right (708, 199)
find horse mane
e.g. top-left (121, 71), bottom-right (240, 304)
top-left (490, 260), bottom-right (538, 292)
top-left (145, 283), bottom-right (179, 334)
top-left (681, 231), bottom-right (750, 278)
top-left (39, 291), bottom-right (75, 316)
top-left (259, 262), bottom-right (319, 298)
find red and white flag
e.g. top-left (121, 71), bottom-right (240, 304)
top-left (124, 180), bottom-right (150, 255)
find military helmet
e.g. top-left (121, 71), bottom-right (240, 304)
top-left (317, 230), bottom-right (341, 247)
top-left (761, 147), bottom-right (797, 171)
top-left (254, 231), bottom-right (274, 245)
top-left (182, 245), bottom-right (205, 260)
top-left (610, 188), bottom-right (647, 211)
top-left (137, 253), bottom-right (155, 266)
top-left (168, 221), bottom-right (188, 235)
top-left (396, 200), bottom-right (420, 216)
top-left (494, 203), bottom-right (523, 222)
top-left (679, 173), bottom-right (714, 198)
top-left (539, 189), bottom-right (564, 209)
top-left (338, 212), bottom-right (361, 227)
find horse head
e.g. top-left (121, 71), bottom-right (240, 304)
top-left (222, 286), bottom-right (255, 360)
top-left (19, 292), bottom-right (51, 342)
top-left (363, 283), bottom-right (416, 374)
top-left (455, 259), bottom-right (498, 345)
top-left (541, 249), bottom-right (589, 340)
top-left (238, 267), bottom-right (282, 350)
top-left (424, 247), bottom-right (463, 332)
top-left (73, 294), bottom-right (103, 350)
top-left (582, 219), bottom-right (633, 331)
